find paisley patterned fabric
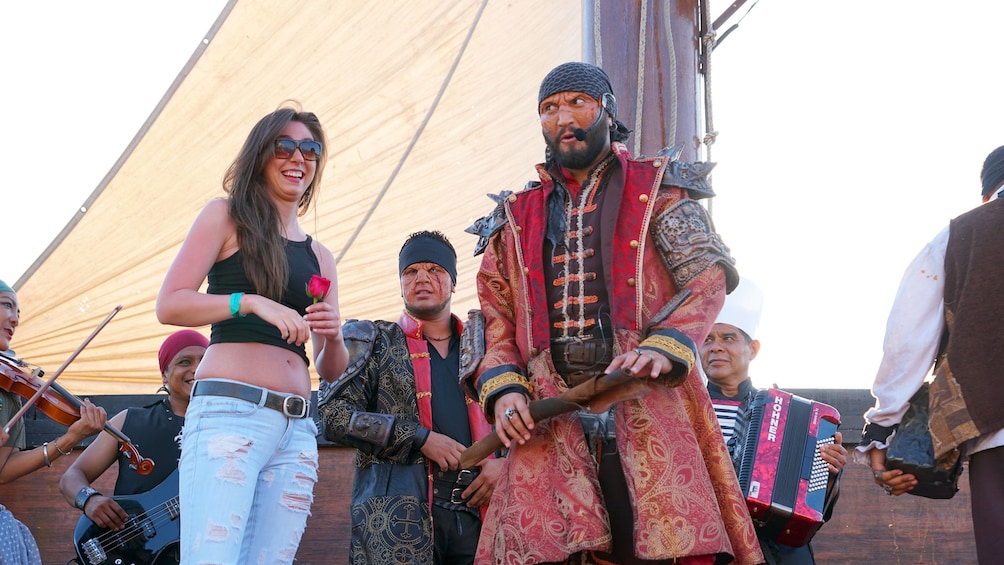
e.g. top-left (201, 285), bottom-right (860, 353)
top-left (469, 143), bottom-right (762, 564)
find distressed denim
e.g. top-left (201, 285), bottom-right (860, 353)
top-left (179, 382), bottom-right (319, 564)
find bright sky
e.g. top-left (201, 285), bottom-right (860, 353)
top-left (1, 0), bottom-right (228, 280)
top-left (4, 1), bottom-right (1004, 391)
top-left (709, 1), bottom-right (1004, 391)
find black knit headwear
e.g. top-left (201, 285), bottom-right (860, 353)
top-left (538, 62), bottom-right (616, 115)
top-left (399, 236), bottom-right (457, 284)
top-left (980, 145), bottom-right (1004, 197)
top-left (538, 62), bottom-right (631, 144)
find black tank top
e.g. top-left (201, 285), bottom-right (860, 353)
top-left (207, 237), bottom-right (321, 365)
top-left (115, 400), bottom-right (183, 495)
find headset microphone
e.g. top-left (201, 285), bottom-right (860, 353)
top-left (571, 93), bottom-right (614, 141)
top-left (572, 110), bottom-right (603, 141)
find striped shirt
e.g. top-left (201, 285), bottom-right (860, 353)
top-left (713, 398), bottom-right (744, 445)
top-left (707, 377), bottom-right (759, 454)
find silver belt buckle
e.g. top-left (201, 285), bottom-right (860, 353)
top-left (451, 468), bottom-right (480, 504)
top-left (282, 395), bottom-right (308, 418)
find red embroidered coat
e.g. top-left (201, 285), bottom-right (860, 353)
top-left (468, 144), bottom-right (762, 564)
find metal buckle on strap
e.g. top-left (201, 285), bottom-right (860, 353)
top-left (450, 468), bottom-right (481, 504)
top-left (281, 395), bottom-right (308, 418)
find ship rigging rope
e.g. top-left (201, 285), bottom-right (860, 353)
top-left (701, 0), bottom-right (717, 157)
top-left (659, 0), bottom-right (679, 159)
top-left (700, 0), bottom-right (717, 214)
top-left (594, 0), bottom-right (679, 158)
top-left (634, 0), bottom-right (650, 157)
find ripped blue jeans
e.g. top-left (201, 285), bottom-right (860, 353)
top-left (179, 385), bottom-right (319, 564)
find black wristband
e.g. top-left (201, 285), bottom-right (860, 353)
top-left (74, 486), bottom-right (100, 511)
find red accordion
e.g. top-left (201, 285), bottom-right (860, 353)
top-left (732, 388), bottom-right (841, 547)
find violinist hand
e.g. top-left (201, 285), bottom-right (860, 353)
top-left (65, 400), bottom-right (107, 444)
top-left (83, 495), bottom-right (130, 531)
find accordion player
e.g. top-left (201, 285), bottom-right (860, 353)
top-left (726, 388), bottom-right (842, 547)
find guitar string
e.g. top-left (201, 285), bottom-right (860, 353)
top-left (86, 498), bottom-right (179, 551)
top-left (87, 506), bottom-right (177, 551)
top-left (88, 506), bottom-right (176, 549)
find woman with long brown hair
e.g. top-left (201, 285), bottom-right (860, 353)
top-left (157, 105), bottom-right (348, 563)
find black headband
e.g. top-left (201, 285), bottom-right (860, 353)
top-left (399, 237), bottom-right (457, 284)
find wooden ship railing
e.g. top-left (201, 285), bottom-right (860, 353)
top-left (12, 388), bottom-right (976, 564)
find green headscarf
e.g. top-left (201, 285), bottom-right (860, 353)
top-left (0, 280), bottom-right (13, 295)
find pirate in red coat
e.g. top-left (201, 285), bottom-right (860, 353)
top-left (465, 62), bottom-right (762, 565)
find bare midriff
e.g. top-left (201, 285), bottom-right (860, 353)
top-left (196, 342), bottom-right (312, 398)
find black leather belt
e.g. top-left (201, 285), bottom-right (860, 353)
top-left (550, 339), bottom-right (613, 367)
top-left (551, 338), bottom-right (614, 387)
top-left (193, 380), bottom-right (309, 419)
top-left (432, 468), bottom-right (480, 505)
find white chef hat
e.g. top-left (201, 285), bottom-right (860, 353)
top-left (714, 277), bottom-right (763, 340)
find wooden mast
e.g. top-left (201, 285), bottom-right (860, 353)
top-left (583, 0), bottom-right (704, 161)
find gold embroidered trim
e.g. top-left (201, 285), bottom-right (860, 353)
top-left (642, 335), bottom-right (695, 368)
top-left (416, 392), bottom-right (431, 400)
top-left (479, 372), bottom-right (533, 406)
top-left (410, 352), bottom-right (430, 359)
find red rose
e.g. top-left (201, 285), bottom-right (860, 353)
top-left (306, 274), bottom-right (331, 303)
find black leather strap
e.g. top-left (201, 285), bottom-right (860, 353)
top-left (193, 380), bottom-right (309, 418)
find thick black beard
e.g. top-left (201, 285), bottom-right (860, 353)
top-left (544, 124), bottom-right (609, 171)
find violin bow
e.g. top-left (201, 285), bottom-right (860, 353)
top-left (3, 305), bottom-right (122, 435)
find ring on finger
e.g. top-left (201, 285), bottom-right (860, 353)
top-left (504, 407), bottom-right (516, 420)
top-left (883, 484), bottom-right (893, 495)
top-left (633, 347), bottom-right (643, 355)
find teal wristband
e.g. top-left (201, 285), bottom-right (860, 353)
top-left (230, 292), bottom-right (245, 318)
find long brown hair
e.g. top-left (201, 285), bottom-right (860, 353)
top-left (223, 105), bottom-right (327, 300)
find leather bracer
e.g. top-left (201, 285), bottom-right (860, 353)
top-left (346, 411), bottom-right (396, 447)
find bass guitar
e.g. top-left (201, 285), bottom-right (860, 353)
top-left (73, 469), bottom-right (180, 565)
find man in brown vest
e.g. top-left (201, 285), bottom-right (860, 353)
top-left (857, 145), bottom-right (1004, 563)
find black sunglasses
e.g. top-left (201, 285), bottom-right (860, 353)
top-left (273, 138), bottom-right (322, 161)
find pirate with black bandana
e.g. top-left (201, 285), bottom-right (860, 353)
top-left (465, 62), bottom-right (762, 565)
top-left (318, 231), bottom-right (501, 565)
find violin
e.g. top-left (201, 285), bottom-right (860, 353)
top-left (0, 351), bottom-right (154, 475)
